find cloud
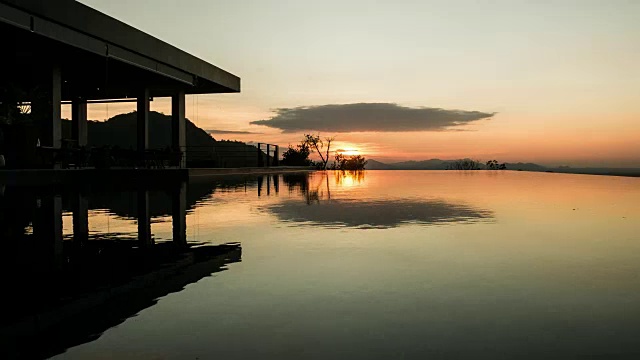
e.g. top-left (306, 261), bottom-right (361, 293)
top-left (206, 129), bottom-right (260, 135)
top-left (259, 198), bottom-right (494, 229)
top-left (250, 103), bottom-right (495, 133)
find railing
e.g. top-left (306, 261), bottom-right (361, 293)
top-left (185, 142), bottom-right (279, 168)
top-left (30, 142), bottom-right (281, 169)
top-left (256, 143), bottom-right (279, 167)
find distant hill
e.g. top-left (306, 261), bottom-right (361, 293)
top-left (365, 159), bottom-right (395, 170)
top-left (366, 159), bottom-right (450, 170)
top-left (503, 162), bottom-right (547, 171)
top-left (61, 111), bottom-right (269, 167)
top-left (365, 159), bottom-right (640, 177)
top-left (546, 167), bottom-right (640, 177)
top-left (392, 159), bottom-right (451, 170)
top-left (365, 159), bottom-right (490, 170)
top-left (84, 111), bottom-right (216, 150)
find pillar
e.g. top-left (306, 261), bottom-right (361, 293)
top-left (274, 145), bottom-right (280, 166)
top-left (266, 144), bottom-right (271, 167)
top-left (71, 98), bottom-right (88, 147)
top-left (137, 189), bottom-right (152, 246)
top-left (72, 193), bottom-right (89, 243)
top-left (43, 65), bottom-right (62, 149)
top-left (172, 91), bottom-right (186, 168)
top-left (137, 88), bottom-right (150, 162)
top-left (172, 181), bottom-right (187, 245)
top-left (31, 64), bottom-right (62, 168)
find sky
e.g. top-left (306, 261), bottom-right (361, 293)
top-left (77, 0), bottom-right (640, 167)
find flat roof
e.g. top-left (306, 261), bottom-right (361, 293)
top-left (0, 0), bottom-right (240, 94)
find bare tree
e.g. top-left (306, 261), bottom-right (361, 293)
top-left (304, 134), bottom-right (334, 170)
top-left (448, 159), bottom-right (481, 170)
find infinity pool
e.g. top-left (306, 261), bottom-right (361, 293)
top-left (9, 170), bottom-right (640, 359)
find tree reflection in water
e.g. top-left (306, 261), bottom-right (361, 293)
top-left (275, 171), bottom-right (494, 229)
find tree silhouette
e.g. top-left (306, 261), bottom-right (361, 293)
top-left (486, 159), bottom-right (507, 170)
top-left (304, 134), bottom-right (334, 170)
top-left (448, 159), bottom-right (481, 170)
top-left (332, 153), bottom-right (367, 170)
top-left (281, 140), bottom-right (313, 166)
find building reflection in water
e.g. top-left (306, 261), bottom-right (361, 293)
top-left (0, 179), bottom-right (241, 359)
top-left (0, 170), bottom-right (494, 358)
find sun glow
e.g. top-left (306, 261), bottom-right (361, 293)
top-left (336, 149), bottom-right (360, 156)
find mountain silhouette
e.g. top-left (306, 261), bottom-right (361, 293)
top-left (367, 159), bottom-right (546, 171)
top-left (61, 111), bottom-right (267, 167)
top-left (366, 159), bottom-right (640, 177)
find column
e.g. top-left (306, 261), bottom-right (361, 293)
top-left (171, 91), bottom-right (186, 168)
top-left (137, 189), bottom-right (152, 246)
top-left (71, 98), bottom-right (88, 147)
top-left (266, 144), bottom-right (271, 167)
top-left (172, 181), bottom-right (187, 246)
top-left (137, 88), bottom-right (150, 164)
top-left (274, 145), bottom-right (280, 166)
top-left (43, 65), bottom-right (62, 149)
top-left (31, 64), bottom-right (62, 168)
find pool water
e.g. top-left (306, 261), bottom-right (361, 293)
top-left (32, 171), bottom-right (640, 358)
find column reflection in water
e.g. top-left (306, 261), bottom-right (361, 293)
top-left (137, 188), bottom-right (152, 246)
top-left (72, 192), bottom-right (89, 244)
top-left (172, 181), bottom-right (187, 246)
top-left (273, 175), bottom-right (280, 194)
top-left (33, 194), bottom-right (64, 270)
top-left (267, 175), bottom-right (271, 196)
top-left (0, 180), bottom-right (241, 359)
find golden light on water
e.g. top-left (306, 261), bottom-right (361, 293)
top-left (334, 170), bottom-right (366, 188)
top-left (338, 173), bottom-right (356, 187)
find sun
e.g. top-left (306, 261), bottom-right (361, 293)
top-left (336, 148), bottom-right (360, 156)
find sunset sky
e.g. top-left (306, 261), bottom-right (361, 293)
top-left (77, 0), bottom-right (640, 167)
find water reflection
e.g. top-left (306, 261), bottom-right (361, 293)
top-left (264, 198), bottom-right (493, 229)
top-left (268, 171), bottom-right (493, 229)
top-left (334, 169), bottom-right (366, 186)
top-left (3, 171), bottom-right (640, 359)
top-left (0, 180), bottom-right (242, 359)
top-left (89, 176), bottom-right (257, 220)
top-left (282, 173), bottom-right (311, 195)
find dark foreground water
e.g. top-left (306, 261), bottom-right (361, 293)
top-left (2, 170), bottom-right (640, 359)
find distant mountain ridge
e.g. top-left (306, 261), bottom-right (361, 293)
top-left (366, 159), bottom-right (545, 171)
top-left (366, 159), bottom-right (640, 177)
